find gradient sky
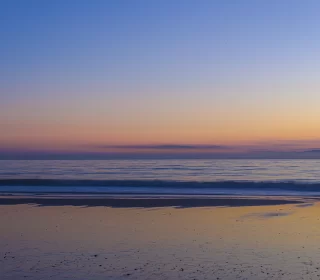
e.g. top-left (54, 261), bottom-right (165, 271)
top-left (1, 0), bottom-right (320, 157)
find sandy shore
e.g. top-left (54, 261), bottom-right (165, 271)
top-left (1, 196), bottom-right (320, 280)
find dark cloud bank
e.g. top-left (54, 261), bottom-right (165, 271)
top-left (1, 144), bottom-right (320, 159)
top-left (96, 144), bottom-right (229, 150)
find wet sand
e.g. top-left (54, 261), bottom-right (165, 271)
top-left (0, 194), bottom-right (307, 208)
top-left (1, 196), bottom-right (320, 279)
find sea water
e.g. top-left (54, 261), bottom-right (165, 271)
top-left (1, 159), bottom-right (320, 196)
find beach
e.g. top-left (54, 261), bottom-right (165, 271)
top-left (3, 0), bottom-right (320, 278)
top-left (1, 195), bottom-right (320, 280)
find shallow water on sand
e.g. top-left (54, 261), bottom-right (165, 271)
top-left (1, 201), bottom-right (320, 279)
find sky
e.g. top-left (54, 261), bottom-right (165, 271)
top-left (1, 0), bottom-right (320, 159)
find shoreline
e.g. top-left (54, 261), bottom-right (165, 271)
top-left (0, 194), bottom-right (312, 208)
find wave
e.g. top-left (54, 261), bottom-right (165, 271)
top-left (1, 179), bottom-right (320, 189)
top-left (1, 179), bottom-right (320, 196)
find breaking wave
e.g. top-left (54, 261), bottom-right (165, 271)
top-left (1, 179), bottom-right (320, 196)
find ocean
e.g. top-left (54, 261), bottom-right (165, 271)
top-left (1, 159), bottom-right (320, 196)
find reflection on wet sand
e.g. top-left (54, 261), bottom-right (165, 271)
top-left (1, 199), bottom-right (320, 279)
top-left (0, 195), bottom-right (306, 208)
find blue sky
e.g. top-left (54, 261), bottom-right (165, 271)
top-left (1, 0), bottom-right (320, 158)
